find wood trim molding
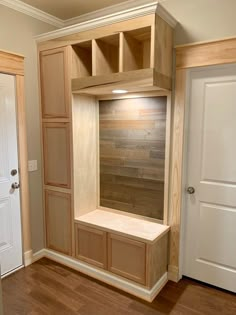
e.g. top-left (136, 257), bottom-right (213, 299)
top-left (0, 0), bottom-right (63, 28)
top-left (0, 50), bottom-right (24, 75)
top-left (0, 50), bottom-right (32, 264)
top-left (35, 2), bottom-right (177, 44)
top-left (176, 37), bottom-right (236, 69)
top-left (172, 37), bottom-right (236, 282)
top-left (35, 248), bottom-right (168, 302)
top-left (168, 69), bottom-right (186, 281)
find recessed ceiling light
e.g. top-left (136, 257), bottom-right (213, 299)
top-left (112, 89), bottom-right (128, 94)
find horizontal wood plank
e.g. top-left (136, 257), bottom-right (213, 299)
top-left (176, 37), bottom-right (236, 69)
top-left (99, 97), bottom-right (167, 220)
top-left (0, 50), bottom-right (24, 75)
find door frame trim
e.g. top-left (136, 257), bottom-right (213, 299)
top-left (169, 37), bottom-right (236, 282)
top-left (0, 50), bottom-right (32, 266)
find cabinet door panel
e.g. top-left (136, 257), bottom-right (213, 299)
top-left (75, 224), bottom-right (107, 269)
top-left (43, 122), bottom-right (71, 188)
top-left (108, 233), bottom-right (146, 285)
top-left (45, 190), bottom-right (72, 255)
top-left (40, 48), bottom-right (70, 118)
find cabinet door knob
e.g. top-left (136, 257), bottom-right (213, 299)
top-left (187, 186), bottom-right (195, 194)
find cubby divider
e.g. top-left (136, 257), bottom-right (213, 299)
top-left (120, 26), bottom-right (152, 72)
top-left (71, 41), bottom-right (92, 78)
top-left (92, 34), bottom-right (119, 76)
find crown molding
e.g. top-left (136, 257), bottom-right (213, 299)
top-left (0, 0), bottom-right (64, 28)
top-left (156, 3), bottom-right (177, 28)
top-left (64, 0), bottom-right (156, 27)
top-left (65, 0), bottom-right (177, 28)
top-left (35, 0), bottom-right (177, 43)
top-left (0, 0), bottom-right (177, 41)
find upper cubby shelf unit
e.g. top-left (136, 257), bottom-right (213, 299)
top-left (71, 14), bottom-right (173, 95)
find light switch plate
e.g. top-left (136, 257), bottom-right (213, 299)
top-left (28, 160), bottom-right (38, 172)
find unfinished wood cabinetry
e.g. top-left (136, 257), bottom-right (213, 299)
top-left (71, 42), bottom-right (92, 79)
top-left (43, 122), bottom-right (71, 188)
top-left (40, 47), bottom-right (70, 118)
top-left (40, 46), bottom-right (73, 256)
top-left (45, 190), bottom-right (72, 255)
top-left (38, 4), bottom-right (176, 301)
top-left (108, 233), bottom-right (146, 285)
top-left (120, 26), bottom-right (152, 72)
top-left (75, 224), bottom-right (107, 269)
top-left (75, 210), bottom-right (169, 288)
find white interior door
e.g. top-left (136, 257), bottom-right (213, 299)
top-left (183, 64), bottom-right (236, 293)
top-left (0, 73), bottom-right (23, 276)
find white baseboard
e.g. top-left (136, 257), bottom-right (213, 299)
top-left (30, 248), bottom-right (167, 302)
top-left (32, 249), bottom-right (46, 263)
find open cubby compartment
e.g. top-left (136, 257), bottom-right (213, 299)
top-left (92, 34), bottom-right (120, 76)
top-left (71, 41), bottom-right (92, 78)
top-left (121, 26), bottom-right (153, 72)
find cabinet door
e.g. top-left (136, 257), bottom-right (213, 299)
top-left (108, 233), bottom-right (146, 285)
top-left (40, 47), bottom-right (70, 118)
top-left (45, 190), bottom-right (72, 255)
top-left (43, 122), bottom-right (71, 188)
top-left (75, 224), bottom-right (107, 269)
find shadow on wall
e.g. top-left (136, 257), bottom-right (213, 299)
top-left (174, 23), bottom-right (197, 45)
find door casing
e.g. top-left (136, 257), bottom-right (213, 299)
top-left (170, 37), bottom-right (236, 282)
top-left (0, 50), bottom-right (32, 267)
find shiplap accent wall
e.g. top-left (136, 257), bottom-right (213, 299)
top-left (99, 96), bottom-right (167, 219)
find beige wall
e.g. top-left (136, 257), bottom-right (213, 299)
top-left (1, 0), bottom-right (236, 255)
top-left (0, 5), bottom-right (57, 253)
top-left (162, 0), bottom-right (236, 45)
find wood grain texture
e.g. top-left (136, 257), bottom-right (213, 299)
top-left (45, 190), bottom-right (72, 255)
top-left (176, 37), bottom-right (236, 69)
top-left (38, 14), bottom-right (155, 51)
top-left (93, 35), bottom-right (119, 75)
top-left (43, 122), bottom-right (71, 188)
top-left (146, 233), bottom-right (168, 288)
top-left (121, 27), bottom-right (151, 72)
top-left (40, 47), bottom-right (70, 118)
top-left (72, 95), bottom-right (98, 218)
top-left (99, 97), bottom-right (167, 220)
top-left (15, 75), bottom-right (32, 255)
top-left (3, 258), bottom-right (236, 315)
top-left (71, 42), bottom-right (92, 78)
top-left (0, 50), bottom-right (24, 75)
top-left (108, 233), bottom-right (146, 285)
top-left (168, 69), bottom-right (187, 281)
top-left (155, 16), bottom-right (173, 79)
top-left (75, 224), bottom-right (107, 269)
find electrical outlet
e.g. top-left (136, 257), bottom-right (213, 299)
top-left (28, 160), bottom-right (38, 172)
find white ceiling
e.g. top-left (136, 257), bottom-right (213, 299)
top-left (20, 0), bottom-right (131, 20)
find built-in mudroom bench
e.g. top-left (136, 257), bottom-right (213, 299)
top-left (37, 1), bottom-right (177, 302)
top-left (75, 209), bottom-right (169, 287)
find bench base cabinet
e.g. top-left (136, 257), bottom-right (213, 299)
top-left (75, 224), bottom-right (107, 269)
top-left (108, 234), bottom-right (146, 285)
top-left (75, 223), bottom-right (169, 289)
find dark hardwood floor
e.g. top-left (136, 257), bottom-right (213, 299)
top-left (2, 258), bottom-right (236, 315)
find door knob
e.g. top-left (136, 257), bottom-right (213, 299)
top-left (187, 186), bottom-right (195, 194)
top-left (11, 169), bottom-right (18, 176)
top-left (11, 182), bottom-right (20, 189)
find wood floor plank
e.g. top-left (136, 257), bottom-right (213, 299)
top-left (2, 258), bottom-right (236, 315)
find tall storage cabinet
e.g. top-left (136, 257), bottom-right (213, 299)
top-left (38, 8), bottom-right (176, 301)
top-left (40, 47), bottom-right (73, 255)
